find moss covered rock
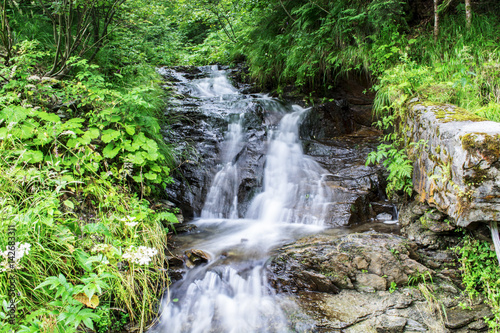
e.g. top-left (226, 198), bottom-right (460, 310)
top-left (406, 103), bottom-right (500, 227)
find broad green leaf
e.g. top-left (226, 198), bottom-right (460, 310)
top-left (21, 150), bottom-right (44, 163)
top-left (145, 151), bottom-right (159, 161)
top-left (0, 128), bottom-right (9, 140)
top-left (1, 106), bottom-right (30, 122)
top-left (36, 111), bottom-right (61, 123)
top-left (143, 139), bottom-right (158, 153)
top-left (124, 124), bottom-right (135, 135)
top-left (63, 200), bottom-right (74, 209)
top-left (86, 127), bottom-right (100, 139)
top-left (67, 138), bottom-right (79, 148)
top-left (150, 164), bottom-right (162, 172)
top-left (74, 249), bottom-right (93, 272)
top-left (78, 135), bottom-right (92, 145)
top-left (103, 143), bottom-right (120, 159)
top-left (128, 152), bottom-right (145, 165)
top-left (101, 129), bottom-right (121, 143)
top-left (144, 172), bottom-right (157, 180)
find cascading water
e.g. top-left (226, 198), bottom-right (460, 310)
top-left (201, 118), bottom-right (243, 219)
top-left (153, 67), bottom-right (335, 333)
top-left (245, 106), bottom-right (332, 225)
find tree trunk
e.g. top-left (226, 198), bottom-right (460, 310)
top-left (465, 0), bottom-right (471, 29)
top-left (434, 0), bottom-right (439, 41)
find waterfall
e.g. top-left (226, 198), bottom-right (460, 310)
top-left (152, 67), bottom-right (332, 333)
top-left (245, 106), bottom-right (332, 225)
top-left (201, 118), bottom-right (244, 219)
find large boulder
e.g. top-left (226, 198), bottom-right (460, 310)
top-left (406, 102), bottom-right (500, 227)
top-left (268, 232), bottom-right (491, 332)
top-left (299, 100), bottom-right (357, 140)
top-left (268, 233), bottom-right (429, 294)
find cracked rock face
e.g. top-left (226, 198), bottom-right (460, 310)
top-left (267, 232), bottom-right (491, 332)
top-left (406, 102), bottom-right (500, 227)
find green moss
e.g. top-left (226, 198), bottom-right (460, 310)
top-left (461, 133), bottom-right (500, 163)
top-left (417, 101), bottom-right (485, 122)
top-left (433, 105), bottom-right (486, 123)
top-left (464, 166), bottom-right (488, 186)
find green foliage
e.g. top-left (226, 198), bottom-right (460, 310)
top-left (373, 15), bottom-right (500, 121)
top-left (96, 0), bottom-right (185, 70)
top-left (366, 112), bottom-right (427, 198)
top-left (0, 3), bottom-right (179, 330)
top-left (457, 235), bottom-right (500, 330)
top-left (389, 281), bottom-right (397, 293)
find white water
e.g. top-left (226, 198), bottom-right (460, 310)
top-left (201, 119), bottom-right (244, 219)
top-left (153, 67), bottom-right (334, 333)
top-left (245, 106), bottom-right (333, 225)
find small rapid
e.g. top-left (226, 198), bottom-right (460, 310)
top-left (153, 67), bottom-right (335, 333)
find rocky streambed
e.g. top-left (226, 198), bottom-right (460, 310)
top-left (155, 66), bottom-right (493, 333)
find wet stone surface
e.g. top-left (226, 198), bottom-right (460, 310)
top-left (156, 66), bottom-right (493, 333)
top-left (267, 231), bottom-right (491, 332)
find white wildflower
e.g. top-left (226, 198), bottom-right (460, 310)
top-left (145, 248), bottom-right (158, 257)
top-left (91, 243), bottom-right (109, 253)
top-left (137, 256), bottom-right (151, 265)
top-left (122, 245), bottom-right (158, 266)
top-left (125, 221), bottom-right (138, 228)
top-left (122, 252), bottom-right (132, 260)
top-left (0, 242), bottom-right (31, 271)
top-left (60, 130), bottom-right (76, 136)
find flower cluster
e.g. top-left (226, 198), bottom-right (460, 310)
top-left (1, 242), bottom-right (31, 272)
top-left (122, 246), bottom-right (158, 266)
top-left (120, 216), bottom-right (139, 228)
top-left (91, 243), bottom-right (111, 253)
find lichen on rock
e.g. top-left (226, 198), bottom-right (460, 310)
top-left (406, 102), bottom-right (500, 227)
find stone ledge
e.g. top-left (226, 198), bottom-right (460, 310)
top-left (406, 102), bottom-right (500, 227)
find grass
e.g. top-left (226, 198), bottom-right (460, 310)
top-left (0, 40), bottom-right (178, 332)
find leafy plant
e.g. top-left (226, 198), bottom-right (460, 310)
top-left (457, 235), bottom-right (500, 330)
top-left (389, 281), bottom-right (397, 293)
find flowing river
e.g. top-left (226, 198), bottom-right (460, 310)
top-left (151, 66), bottom-right (351, 332)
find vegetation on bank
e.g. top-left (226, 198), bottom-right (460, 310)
top-left (0, 0), bottom-right (181, 331)
top-left (167, 0), bottom-right (500, 330)
top-left (1, 0), bottom-right (499, 331)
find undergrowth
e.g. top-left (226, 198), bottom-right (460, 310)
top-left (457, 234), bottom-right (500, 331)
top-left (0, 39), bottom-right (178, 332)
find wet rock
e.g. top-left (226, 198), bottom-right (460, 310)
top-left (445, 304), bottom-right (492, 329)
top-left (267, 230), bottom-right (491, 331)
top-left (329, 77), bottom-right (376, 127)
top-left (468, 319), bottom-right (488, 331)
top-left (185, 249), bottom-right (211, 267)
top-left (299, 100), bottom-right (357, 141)
top-left (375, 315), bottom-right (407, 332)
top-left (173, 223), bottom-right (197, 233)
top-left (163, 110), bottom-right (226, 218)
top-left (268, 233), bottom-right (430, 294)
top-left (399, 201), bottom-right (460, 251)
top-left (167, 256), bottom-right (184, 267)
top-left (300, 130), bottom-right (383, 226)
top-left (405, 318), bottom-right (427, 332)
top-left (376, 213), bottom-right (394, 222)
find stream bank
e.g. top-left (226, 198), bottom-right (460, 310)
top-left (155, 66), bottom-right (493, 332)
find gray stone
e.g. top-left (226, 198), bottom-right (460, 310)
top-left (406, 103), bottom-right (500, 227)
top-left (355, 273), bottom-right (387, 291)
top-left (268, 233), bottom-right (423, 294)
top-left (376, 315), bottom-right (407, 332)
top-left (377, 213), bottom-right (394, 221)
top-left (405, 319), bottom-right (427, 332)
top-left (468, 319), bottom-right (487, 331)
top-left (445, 306), bottom-right (478, 328)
